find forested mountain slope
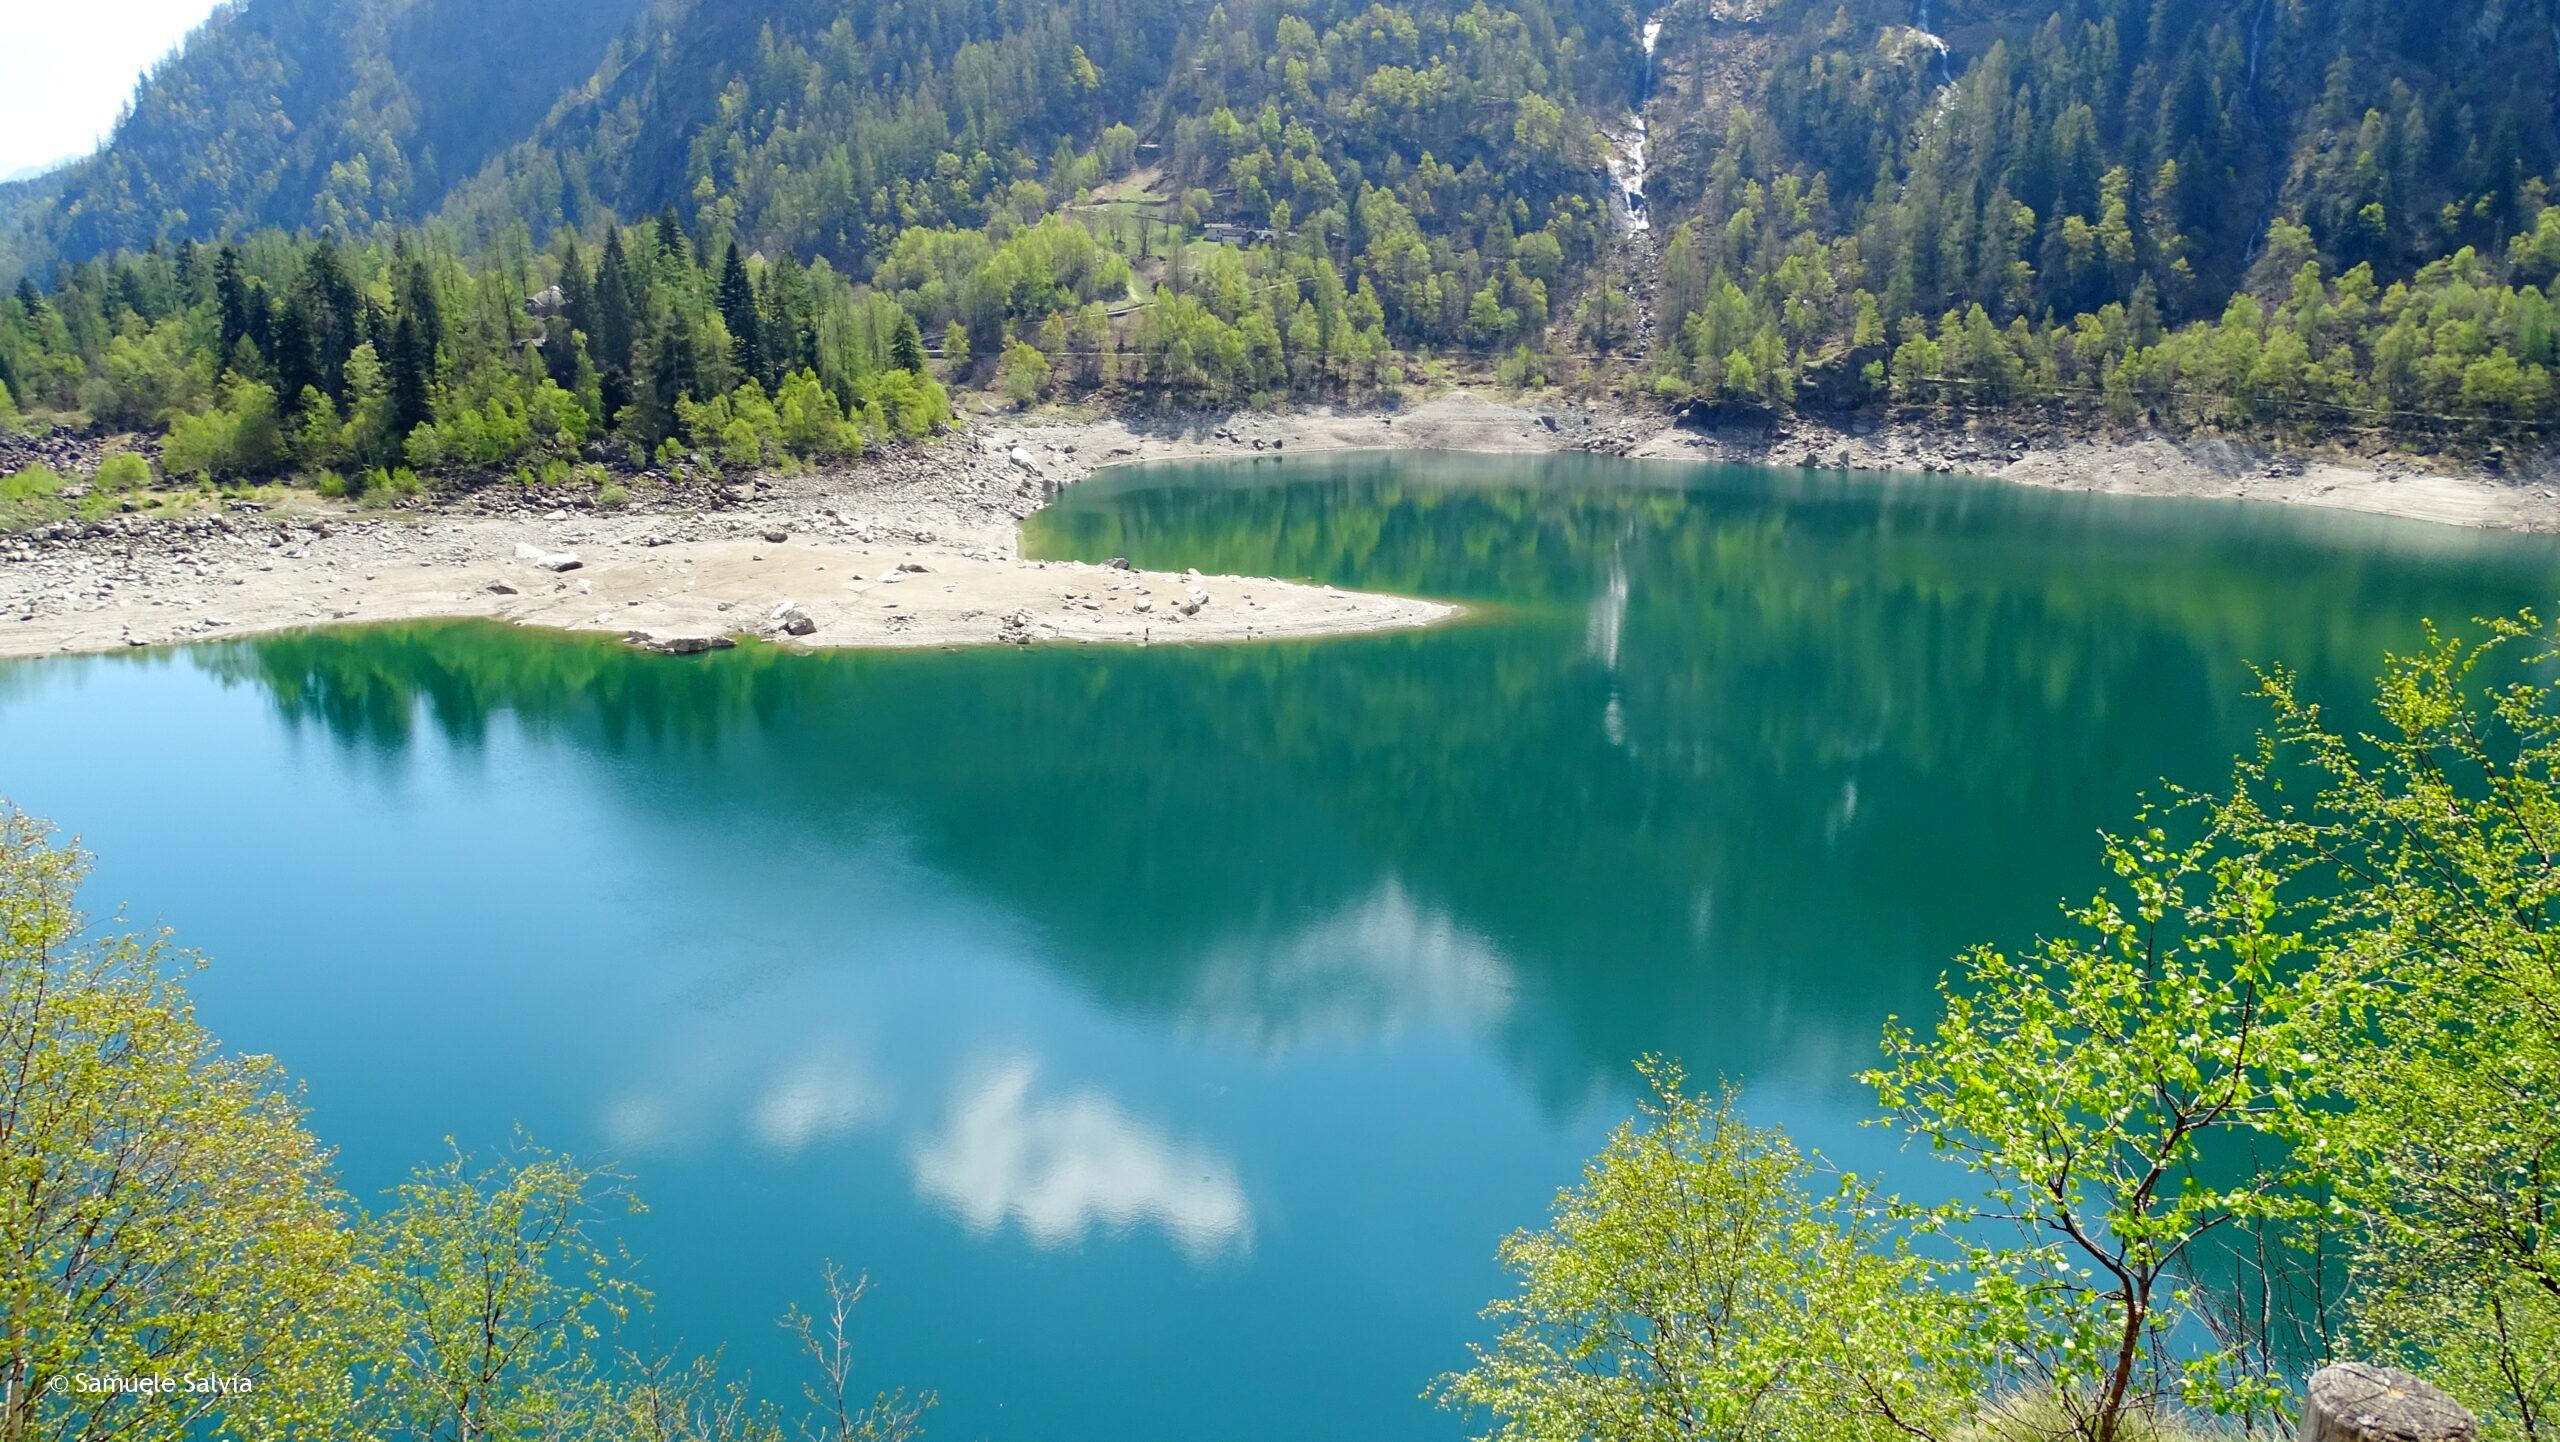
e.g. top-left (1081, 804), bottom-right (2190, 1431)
top-left (1656, 0), bottom-right (2560, 299)
top-left (11, 0), bottom-right (2554, 311)
top-left (0, 0), bottom-right (653, 278)
top-left (434, 0), bottom-right (1199, 261)
top-left (2, 0), bottom-right (2556, 485)
top-left (1634, 0), bottom-right (2560, 426)
top-left (431, 0), bottom-right (1638, 334)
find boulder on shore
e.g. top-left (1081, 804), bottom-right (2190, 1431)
top-left (514, 543), bottom-right (583, 573)
top-left (624, 629), bottom-right (736, 655)
top-left (2301, 1363), bottom-right (2476, 1442)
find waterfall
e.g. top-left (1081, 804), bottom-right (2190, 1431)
top-left (1913, 0), bottom-right (1955, 85)
top-left (2239, 0), bottom-right (2282, 262)
top-left (1609, 12), bottom-right (1668, 232)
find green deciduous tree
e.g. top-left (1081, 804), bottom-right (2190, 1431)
top-left (161, 378), bottom-right (286, 480)
top-left (2227, 617), bottom-right (2560, 1439)
top-left (93, 451), bottom-right (152, 490)
top-left (1438, 1062), bottom-right (1989, 1442)
top-left (365, 1142), bottom-right (644, 1442)
top-left (1, 806), bottom-right (934, 1442)
top-left (1869, 813), bottom-right (2320, 1442)
top-left (998, 340), bottom-right (1050, 406)
top-left (0, 809), bottom-right (374, 1442)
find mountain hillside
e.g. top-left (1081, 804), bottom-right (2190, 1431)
top-left (12, 0), bottom-right (2556, 304)
top-left (0, 0), bottom-right (653, 278)
top-left (1650, 0), bottom-right (2560, 310)
top-left (1625, 0), bottom-right (2560, 426)
top-left (1, 0), bottom-right (2555, 477)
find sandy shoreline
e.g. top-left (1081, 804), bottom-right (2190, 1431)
top-left (0, 499), bottom-right (1452, 662)
top-left (0, 431), bottom-right (1458, 660)
top-left (6, 391), bottom-right (2556, 661)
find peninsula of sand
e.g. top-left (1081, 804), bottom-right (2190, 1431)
top-left (5, 392), bottom-right (2558, 660)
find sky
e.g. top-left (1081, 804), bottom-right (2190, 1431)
top-left (0, 0), bottom-right (227, 178)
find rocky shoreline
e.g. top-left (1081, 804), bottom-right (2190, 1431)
top-left (983, 392), bottom-right (2560, 533)
top-left (0, 430), bottom-right (1453, 660)
top-left (7, 391), bottom-right (2558, 661)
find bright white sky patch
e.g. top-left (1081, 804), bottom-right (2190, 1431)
top-left (0, 0), bottom-right (228, 177)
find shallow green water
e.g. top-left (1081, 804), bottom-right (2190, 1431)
top-left (5, 451), bottom-right (2558, 1439)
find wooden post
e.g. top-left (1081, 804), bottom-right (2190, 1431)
top-left (2300, 1363), bottom-right (2478, 1442)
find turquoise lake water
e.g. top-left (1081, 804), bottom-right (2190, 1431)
top-left (6, 451), bottom-right (2559, 1439)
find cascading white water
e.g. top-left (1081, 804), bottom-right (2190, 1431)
top-left (1608, 14), bottom-right (1668, 232)
top-left (1912, 0), bottom-right (1954, 85)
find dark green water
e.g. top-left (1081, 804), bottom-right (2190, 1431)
top-left (5, 451), bottom-right (2558, 1440)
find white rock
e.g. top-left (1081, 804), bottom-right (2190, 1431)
top-left (514, 543), bottom-right (583, 572)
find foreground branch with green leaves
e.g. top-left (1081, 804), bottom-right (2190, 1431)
top-left (1445, 614), bottom-right (2560, 1442)
top-left (0, 812), bottom-right (926, 1442)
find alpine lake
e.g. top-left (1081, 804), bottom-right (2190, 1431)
top-left (7, 450), bottom-right (2559, 1441)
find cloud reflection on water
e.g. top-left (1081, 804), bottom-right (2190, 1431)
top-left (911, 1059), bottom-right (1253, 1261)
top-left (1180, 879), bottom-right (1513, 1053)
top-left (599, 1043), bottom-right (885, 1158)
top-left (749, 1053), bottom-right (886, 1153)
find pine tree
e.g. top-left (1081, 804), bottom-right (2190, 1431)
top-left (558, 243), bottom-right (595, 342)
top-left (540, 322), bottom-right (590, 398)
top-left (759, 257), bottom-right (809, 378)
top-left (628, 312), bottom-right (696, 450)
top-left (541, 251), bottom-right (592, 403)
top-left (593, 229), bottom-right (638, 423)
top-left (718, 244), bottom-right (764, 385)
top-left (213, 247), bottom-right (263, 370)
top-left (271, 299), bottom-right (318, 413)
top-left (398, 256), bottom-right (444, 369)
top-left (387, 314), bottom-right (433, 447)
top-left (296, 243), bottom-right (362, 401)
top-left (891, 312), bottom-right (927, 373)
top-left (653, 208), bottom-right (692, 270)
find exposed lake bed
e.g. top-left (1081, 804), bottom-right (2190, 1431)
top-left (7, 393), bottom-right (2559, 660)
top-left (0, 429), bottom-right (1454, 658)
top-left (7, 450), bottom-right (2560, 1440)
